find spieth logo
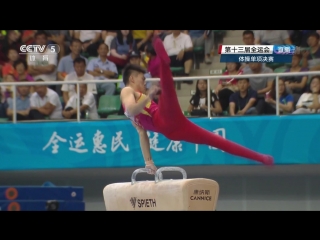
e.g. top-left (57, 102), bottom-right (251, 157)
top-left (130, 197), bottom-right (137, 209)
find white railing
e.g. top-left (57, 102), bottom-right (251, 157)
top-left (1, 71), bottom-right (320, 123)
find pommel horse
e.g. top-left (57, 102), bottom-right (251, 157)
top-left (103, 167), bottom-right (219, 211)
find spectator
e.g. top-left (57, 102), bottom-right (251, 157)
top-left (187, 79), bottom-right (222, 117)
top-left (57, 39), bottom-right (87, 81)
top-left (2, 48), bottom-right (19, 78)
top-left (27, 31), bottom-right (58, 90)
top-left (284, 53), bottom-right (308, 104)
top-left (45, 30), bottom-right (71, 59)
top-left (0, 74), bottom-right (15, 117)
top-left (62, 83), bottom-right (98, 120)
top-left (132, 30), bottom-right (153, 52)
top-left (254, 30), bottom-right (292, 45)
top-left (215, 62), bottom-right (242, 112)
top-left (264, 78), bottom-right (294, 115)
top-left (0, 30), bottom-right (22, 71)
top-left (242, 30), bottom-right (255, 45)
top-left (241, 30), bottom-right (266, 69)
top-left (243, 63), bottom-right (273, 114)
top-left (13, 59), bottom-right (34, 82)
top-left (102, 30), bottom-right (118, 54)
top-left (302, 32), bottom-right (320, 71)
top-left (61, 57), bottom-right (96, 104)
top-left (29, 79), bottom-right (63, 120)
top-left (21, 30), bottom-right (36, 45)
top-left (6, 80), bottom-right (31, 121)
top-left (229, 78), bottom-right (258, 116)
top-left (163, 30), bottom-right (193, 79)
top-left (74, 30), bottom-right (101, 57)
top-left (186, 30), bottom-right (214, 64)
top-left (108, 30), bottom-right (137, 68)
top-left (87, 43), bottom-right (118, 95)
top-left (1, 74), bottom-right (14, 101)
top-left (293, 76), bottom-right (320, 114)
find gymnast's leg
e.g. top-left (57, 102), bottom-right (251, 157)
top-left (168, 120), bottom-right (274, 165)
top-left (152, 37), bottom-right (184, 122)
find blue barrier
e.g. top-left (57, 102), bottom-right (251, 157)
top-left (0, 115), bottom-right (319, 170)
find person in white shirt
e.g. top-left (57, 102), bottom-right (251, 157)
top-left (61, 57), bottom-right (97, 104)
top-left (163, 30), bottom-right (193, 77)
top-left (62, 83), bottom-right (98, 120)
top-left (27, 31), bottom-right (58, 89)
top-left (293, 76), bottom-right (320, 114)
top-left (74, 30), bottom-right (101, 57)
top-left (29, 79), bottom-right (63, 120)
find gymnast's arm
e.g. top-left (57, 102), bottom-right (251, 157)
top-left (120, 87), bottom-right (151, 116)
top-left (132, 122), bottom-right (153, 165)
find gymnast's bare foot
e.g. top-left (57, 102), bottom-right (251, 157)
top-left (262, 155), bottom-right (274, 165)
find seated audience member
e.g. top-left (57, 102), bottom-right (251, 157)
top-left (229, 78), bottom-right (258, 116)
top-left (63, 84), bottom-right (98, 120)
top-left (74, 30), bottom-right (102, 57)
top-left (29, 79), bottom-right (63, 120)
top-left (2, 48), bottom-right (19, 78)
top-left (87, 43), bottom-right (118, 95)
top-left (302, 32), bottom-right (320, 71)
top-left (21, 30), bottom-right (36, 45)
top-left (27, 31), bottom-right (58, 90)
top-left (45, 30), bottom-right (70, 59)
top-left (163, 30), bottom-right (193, 79)
top-left (186, 30), bottom-right (214, 64)
top-left (1, 74), bottom-right (15, 101)
top-left (13, 59), bottom-right (34, 81)
top-left (108, 30), bottom-right (137, 68)
top-left (241, 30), bottom-right (266, 70)
top-left (293, 76), bottom-right (320, 114)
top-left (215, 62), bottom-right (242, 112)
top-left (0, 74), bottom-right (17, 117)
top-left (6, 81), bottom-right (31, 121)
top-left (102, 30), bottom-right (118, 54)
top-left (284, 53), bottom-right (308, 104)
top-left (254, 30), bottom-right (291, 45)
top-left (187, 79), bottom-right (222, 117)
top-left (132, 30), bottom-right (153, 52)
top-left (0, 30), bottom-right (22, 68)
top-left (243, 63), bottom-right (273, 114)
top-left (61, 57), bottom-right (96, 104)
top-left (57, 39), bottom-right (87, 81)
top-left (264, 78), bottom-right (294, 115)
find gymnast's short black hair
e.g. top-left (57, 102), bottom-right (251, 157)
top-left (122, 64), bottom-right (146, 86)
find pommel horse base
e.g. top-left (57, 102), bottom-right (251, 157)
top-left (103, 167), bottom-right (219, 211)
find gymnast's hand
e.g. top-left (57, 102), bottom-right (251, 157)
top-left (145, 161), bottom-right (157, 175)
top-left (148, 85), bottom-right (161, 100)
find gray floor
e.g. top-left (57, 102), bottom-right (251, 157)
top-left (1, 164), bottom-right (320, 211)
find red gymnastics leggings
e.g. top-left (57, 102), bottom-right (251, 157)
top-left (151, 37), bottom-right (274, 165)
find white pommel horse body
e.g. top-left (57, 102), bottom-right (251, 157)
top-left (103, 167), bottom-right (219, 211)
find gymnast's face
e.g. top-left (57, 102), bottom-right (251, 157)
top-left (131, 72), bottom-right (146, 93)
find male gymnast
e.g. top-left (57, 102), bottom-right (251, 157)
top-left (120, 37), bottom-right (274, 174)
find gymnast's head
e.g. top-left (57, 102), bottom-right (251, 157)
top-left (123, 64), bottom-right (147, 93)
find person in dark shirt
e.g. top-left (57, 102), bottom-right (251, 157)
top-left (187, 79), bottom-right (222, 116)
top-left (229, 78), bottom-right (258, 116)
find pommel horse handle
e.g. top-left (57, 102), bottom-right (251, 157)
top-left (155, 167), bottom-right (187, 183)
top-left (131, 168), bottom-right (150, 185)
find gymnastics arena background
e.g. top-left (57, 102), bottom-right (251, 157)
top-left (1, 115), bottom-right (320, 210)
